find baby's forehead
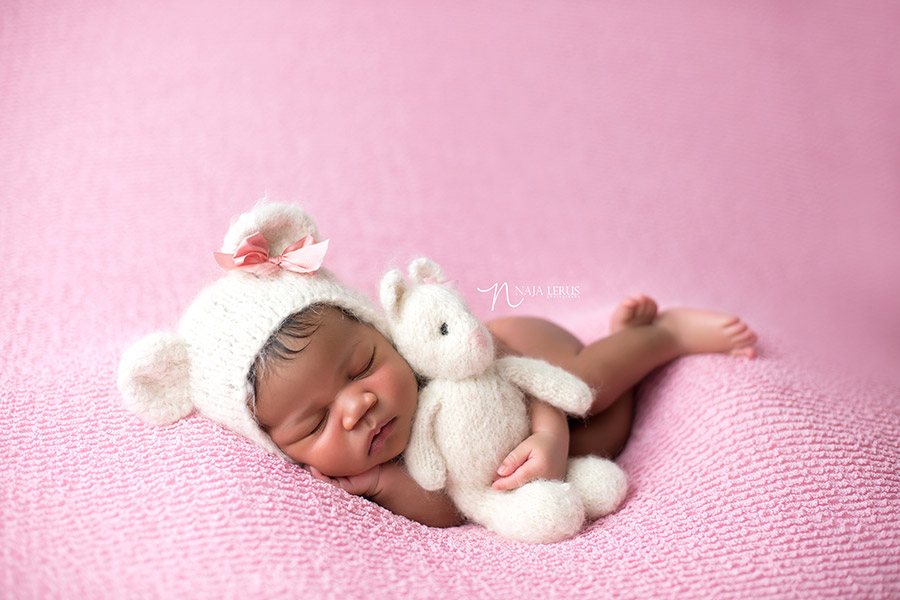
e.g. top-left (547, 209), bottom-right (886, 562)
top-left (318, 307), bottom-right (370, 338)
top-left (325, 307), bottom-right (389, 342)
top-left (254, 312), bottom-right (364, 417)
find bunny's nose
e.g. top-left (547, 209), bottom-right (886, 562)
top-left (468, 327), bottom-right (489, 349)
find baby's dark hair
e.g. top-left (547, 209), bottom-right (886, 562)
top-left (247, 303), bottom-right (360, 420)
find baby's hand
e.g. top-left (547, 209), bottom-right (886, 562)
top-left (308, 465), bottom-right (383, 498)
top-left (492, 430), bottom-right (569, 491)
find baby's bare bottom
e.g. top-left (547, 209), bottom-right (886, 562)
top-left (487, 297), bottom-right (757, 459)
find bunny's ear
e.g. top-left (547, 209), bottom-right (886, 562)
top-left (221, 202), bottom-right (320, 256)
top-left (408, 257), bottom-right (445, 284)
top-left (118, 332), bottom-right (193, 425)
top-left (379, 269), bottom-right (408, 321)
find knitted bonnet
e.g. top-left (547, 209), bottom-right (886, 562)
top-left (117, 202), bottom-right (389, 458)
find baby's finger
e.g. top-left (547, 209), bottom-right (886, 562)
top-left (307, 466), bottom-right (332, 483)
top-left (497, 445), bottom-right (530, 477)
top-left (331, 477), bottom-right (353, 492)
top-left (491, 474), bottom-right (516, 491)
top-left (492, 459), bottom-right (538, 491)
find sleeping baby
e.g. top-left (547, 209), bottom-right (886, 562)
top-left (119, 203), bottom-right (757, 532)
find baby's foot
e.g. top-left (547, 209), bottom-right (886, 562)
top-left (655, 309), bottom-right (757, 358)
top-left (610, 295), bottom-right (659, 334)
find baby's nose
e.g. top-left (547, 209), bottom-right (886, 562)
top-left (342, 392), bottom-right (377, 430)
top-left (468, 327), bottom-right (489, 349)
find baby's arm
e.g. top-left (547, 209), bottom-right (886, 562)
top-left (492, 398), bottom-right (569, 490)
top-left (375, 461), bottom-right (462, 527)
top-left (489, 354), bottom-right (580, 491)
top-left (310, 461), bottom-right (462, 528)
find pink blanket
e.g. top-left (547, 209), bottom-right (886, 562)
top-left (2, 1), bottom-right (898, 597)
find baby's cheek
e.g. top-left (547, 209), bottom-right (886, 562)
top-left (394, 361), bottom-right (418, 394)
top-left (376, 366), bottom-right (401, 397)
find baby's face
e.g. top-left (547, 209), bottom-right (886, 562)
top-left (253, 307), bottom-right (419, 477)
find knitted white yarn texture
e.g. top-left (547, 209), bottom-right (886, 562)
top-left (381, 257), bottom-right (627, 544)
top-left (118, 202), bottom-right (389, 459)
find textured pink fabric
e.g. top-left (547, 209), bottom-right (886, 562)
top-left (2, 1), bottom-right (899, 598)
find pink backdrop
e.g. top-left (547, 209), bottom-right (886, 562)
top-left (2, 1), bottom-right (898, 598)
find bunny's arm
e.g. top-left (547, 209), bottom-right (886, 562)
top-left (403, 385), bottom-right (447, 491)
top-left (493, 356), bottom-right (593, 416)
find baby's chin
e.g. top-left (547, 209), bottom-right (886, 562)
top-left (375, 441), bottom-right (404, 470)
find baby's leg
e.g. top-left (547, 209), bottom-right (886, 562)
top-left (487, 296), bottom-right (668, 412)
top-left (510, 297), bottom-right (757, 415)
top-left (487, 295), bottom-right (757, 458)
top-left (487, 311), bottom-right (640, 458)
top-left (565, 296), bottom-right (663, 457)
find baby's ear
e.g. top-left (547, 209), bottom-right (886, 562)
top-left (408, 257), bottom-right (444, 284)
top-left (118, 332), bottom-right (194, 425)
top-left (380, 269), bottom-right (408, 321)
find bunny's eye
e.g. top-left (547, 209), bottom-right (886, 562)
top-left (440, 322), bottom-right (449, 336)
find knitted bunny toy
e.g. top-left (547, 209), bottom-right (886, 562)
top-left (380, 258), bottom-right (627, 544)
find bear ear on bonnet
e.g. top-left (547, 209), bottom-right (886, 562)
top-left (118, 331), bottom-right (193, 426)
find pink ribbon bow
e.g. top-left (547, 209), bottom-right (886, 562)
top-left (214, 232), bottom-right (329, 276)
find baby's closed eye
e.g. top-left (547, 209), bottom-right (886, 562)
top-left (352, 346), bottom-right (376, 380)
top-left (312, 410), bottom-right (329, 434)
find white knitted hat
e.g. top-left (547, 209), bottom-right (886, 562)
top-left (118, 202), bottom-right (389, 458)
